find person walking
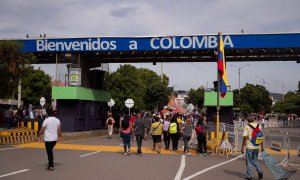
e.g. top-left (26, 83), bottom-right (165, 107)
top-left (181, 116), bottom-right (192, 156)
top-left (144, 113), bottom-right (153, 140)
top-left (106, 113), bottom-right (115, 139)
top-left (195, 120), bottom-right (208, 156)
top-left (163, 115), bottom-right (171, 150)
top-left (4, 109), bottom-right (11, 129)
top-left (120, 115), bottom-right (132, 155)
top-left (169, 116), bottom-right (179, 152)
top-left (130, 113), bottom-right (136, 141)
top-left (134, 113), bottom-right (146, 156)
top-left (37, 109), bottom-right (61, 171)
top-left (119, 113), bottom-right (125, 140)
top-left (241, 115), bottom-right (264, 180)
top-left (150, 116), bottom-right (163, 154)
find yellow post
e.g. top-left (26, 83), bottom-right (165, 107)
top-left (211, 131), bottom-right (215, 139)
top-left (34, 122), bottom-right (39, 132)
top-left (27, 121), bottom-right (32, 129)
top-left (216, 112), bottom-right (220, 148)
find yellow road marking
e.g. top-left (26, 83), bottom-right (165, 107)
top-left (265, 148), bottom-right (298, 155)
top-left (15, 143), bottom-right (299, 156)
top-left (16, 142), bottom-right (182, 155)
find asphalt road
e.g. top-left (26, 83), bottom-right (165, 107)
top-left (1, 134), bottom-right (300, 180)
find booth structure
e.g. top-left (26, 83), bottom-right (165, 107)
top-left (52, 58), bottom-right (111, 132)
top-left (204, 91), bottom-right (234, 124)
top-left (53, 86), bottom-right (110, 132)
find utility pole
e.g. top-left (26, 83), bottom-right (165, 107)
top-left (230, 64), bottom-right (250, 94)
top-left (276, 81), bottom-right (285, 101)
top-left (256, 75), bottom-right (266, 87)
top-left (160, 62), bottom-right (163, 82)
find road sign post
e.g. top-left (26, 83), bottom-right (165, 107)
top-left (40, 97), bottom-right (46, 108)
top-left (107, 99), bottom-right (115, 112)
top-left (187, 103), bottom-right (195, 113)
top-left (125, 99), bottom-right (134, 116)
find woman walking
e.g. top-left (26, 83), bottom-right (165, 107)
top-left (163, 115), bottom-right (171, 150)
top-left (181, 115), bottom-right (192, 156)
top-left (150, 116), bottom-right (163, 153)
top-left (195, 120), bottom-right (208, 156)
top-left (121, 115), bottom-right (132, 155)
top-left (169, 116), bottom-right (179, 152)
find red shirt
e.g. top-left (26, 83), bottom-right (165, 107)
top-left (130, 116), bottom-right (136, 124)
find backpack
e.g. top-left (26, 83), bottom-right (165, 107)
top-left (107, 118), bottom-right (113, 125)
top-left (195, 125), bottom-right (203, 135)
top-left (248, 124), bottom-right (264, 146)
top-left (169, 123), bottom-right (177, 134)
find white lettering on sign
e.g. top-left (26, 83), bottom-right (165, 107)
top-left (36, 35), bottom-right (234, 52)
top-left (150, 36), bottom-right (234, 50)
top-left (37, 38), bottom-right (117, 51)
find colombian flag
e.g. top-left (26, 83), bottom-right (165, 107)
top-left (217, 33), bottom-right (229, 98)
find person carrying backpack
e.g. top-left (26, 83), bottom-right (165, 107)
top-left (106, 113), bottom-right (115, 139)
top-left (195, 119), bottom-right (207, 156)
top-left (241, 115), bottom-right (264, 180)
top-left (169, 116), bottom-right (179, 152)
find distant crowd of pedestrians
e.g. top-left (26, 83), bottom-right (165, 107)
top-left (0, 106), bottom-right (52, 129)
top-left (107, 111), bottom-right (209, 157)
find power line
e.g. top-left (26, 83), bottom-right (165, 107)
top-left (187, 63), bottom-right (215, 74)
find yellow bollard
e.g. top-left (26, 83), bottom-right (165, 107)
top-left (211, 131), bottom-right (215, 139)
top-left (34, 122), bottom-right (39, 131)
top-left (27, 121), bottom-right (32, 129)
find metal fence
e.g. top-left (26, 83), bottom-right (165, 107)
top-left (206, 118), bottom-right (300, 152)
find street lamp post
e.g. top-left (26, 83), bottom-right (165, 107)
top-left (230, 64), bottom-right (250, 94)
top-left (276, 81), bottom-right (285, 101)
top-left (256, 75), bottom-right (266, 87)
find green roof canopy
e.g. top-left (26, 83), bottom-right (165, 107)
top-left (52, 87), bottom-right (111, 102)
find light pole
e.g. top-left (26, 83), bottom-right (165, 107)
top-left (256, 75), bottom-right (266, 87)
top-left (17, 64), bottom-right (23, 108)
top-left (276, 81), bottom-right (285, 101)
top-left (230, 64), bottom-right (250, 94)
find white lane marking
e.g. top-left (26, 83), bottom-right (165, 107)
top-left (174, 155), bottom-right (186, 180)
top-left (0, 169), bottom-right (30, 178)
top-left (183, 155), bottom-right (243, 180)
top-left (80, 151), bottom-right (100, 157)
top-left (0, 147), bottom-right (23, 151)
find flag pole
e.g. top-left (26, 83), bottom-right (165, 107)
top-left (216, 32), bottom-right (221, 150)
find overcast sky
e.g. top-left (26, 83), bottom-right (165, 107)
top-left (1, 0), bottom-right (299, 93)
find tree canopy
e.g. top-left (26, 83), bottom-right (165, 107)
top-left (0, 40), bottom-right (35, 98)
top-left (185, 86), bottom-right (205, 110)
top-left (273, 82), bottom-right (300, 115)
top-left (233, 83), bottom-right (272, 114)
top-left (21, 66), bottom-right (52, 106)
top-left (105, 64), bottom-right (171, 113)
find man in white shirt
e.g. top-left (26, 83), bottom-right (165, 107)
top-left (38, 109), bottom-right (61, 171)
top-left (241, 115), bottom-right (264, 180)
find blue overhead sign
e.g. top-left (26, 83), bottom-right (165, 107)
top-left (20, 33), bottom-right (300, 53)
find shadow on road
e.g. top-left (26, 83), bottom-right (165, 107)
top-left (223, 169), bottom-right (245, 179)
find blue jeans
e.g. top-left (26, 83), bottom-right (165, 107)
top-left (246, 149), bottom-right (261, 178)
top-left (183, 135), bottom-right (191, 152)
top-left (122, 133), bottom-right (131, 153)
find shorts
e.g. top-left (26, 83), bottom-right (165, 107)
top-left (152, 135), bottom-right (162, 143)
